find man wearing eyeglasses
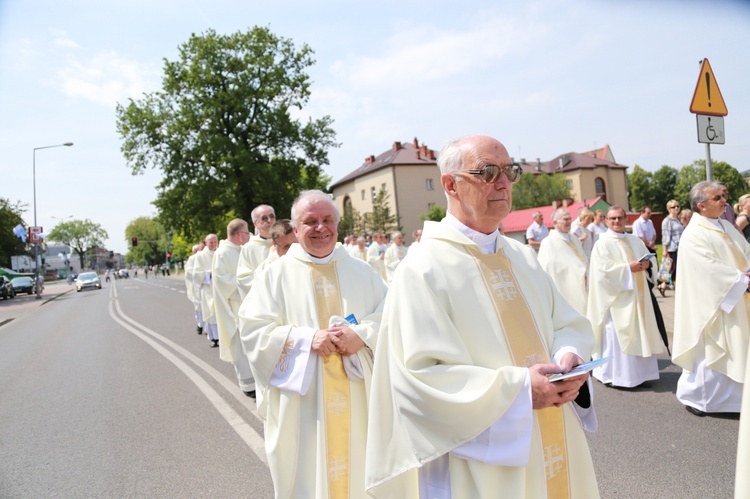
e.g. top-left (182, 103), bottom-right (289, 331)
top-left (212, 218), bottom-right (254, 396)
top-left (237, 204), bottom-right (276, 300)
top-left (366, 135), bottom-right (599, 498)
top-left (672, 181), bottom-right (750, 417)
top-left (587, 206), bottom-right (665, 389)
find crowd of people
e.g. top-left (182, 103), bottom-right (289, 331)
top-left (168, 134), bottom-right (747, 498)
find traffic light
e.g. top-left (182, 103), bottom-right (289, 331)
top-left (166, 252), bottom-right (171, 259)
top-left (131, 237), bottom-right (138, 247)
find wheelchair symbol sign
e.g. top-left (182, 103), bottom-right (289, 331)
top-left (696, 115), bottom-right (725, 144)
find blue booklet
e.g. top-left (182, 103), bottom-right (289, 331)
top-left (548, 357), bottom-right (611, 382)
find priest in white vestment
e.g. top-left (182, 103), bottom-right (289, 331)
top-left (193, 234), bottom-right (219, 347)
top-left (383, 231), bottom-right (408, 283)
top-left (366, 136), bottom-right (599, 498)
top-left (538, 208), bottom-right (589, 315)
top-left (239, 190), bottom-right (388, 499)
top-left (366, 232), bottom-right (388, 280)
top-left (350, 237), bottom-right (368, 262)
top-left (587, 206), bottom-right (665, 388)
top-left (184, 242), bottom-right (205, 334)
top-left (237, 204), bottom-right (275, 300)
top-left (212, 219), bottom-right (254, 396)
top-left (672, 181), bottom-right (750, 416)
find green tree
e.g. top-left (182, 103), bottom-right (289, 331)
top-left (125, 216), bottom-right (166, 266)
top-left (47, 219), bottom-right (108, 270)
top-left (116, 27), bottom-right (337, 242)
top-left (420, 204), bottom-right (446, 222)
top-left (651, 165), bottom-right (679, 211)
top-left (0, 198), bottom-right (28, 268)
top-left (364, 189), bottom-right (401, 234)
top-left (511, 173), bottom-right (571, 210)
top-left (338, 205), bottom-right (366, 241)
top-left (674, 160), bottom-right (746, 210)
top-left (626, 164), bottom-right (653, 212)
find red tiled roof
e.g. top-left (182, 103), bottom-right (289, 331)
top-left (502, 197), bottom-right (602, 233)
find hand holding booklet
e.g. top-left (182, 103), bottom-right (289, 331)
top-left (548, 357), bottom-right (611, 382)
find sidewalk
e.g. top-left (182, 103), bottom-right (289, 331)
top-left (0, 280), bottom-right (75, 327)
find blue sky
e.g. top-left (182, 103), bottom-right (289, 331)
top-left (2, 0), bottom-right (749, 254)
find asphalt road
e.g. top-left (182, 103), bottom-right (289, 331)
top-left (0, 276), bottom-right (274, 498)
top-left (0, 276), bottom-right (740, 498)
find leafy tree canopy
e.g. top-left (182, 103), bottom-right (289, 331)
top-left (125, 216), bottom-right (168, 267)
top-left (511, 173), bottom-right (571, 211)
top-left (0, 198), bottom-right (28, 268)
top-left (364, 189), bottom-right (401, 235)
top-left (673, 160), bottom-right (746, 211)
top-left (116, 27), bottom-right (337, 241)
top-left (47, 219), bottom-right (108, 270)
top-left (420, 204), bottom-right (446, 222)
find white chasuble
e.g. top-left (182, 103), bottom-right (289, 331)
top-left (239, 245), bottom-right (387, 499)
top-left (538, 230), bottom-right (589, 315)
top-left (672, 214), bottom-right (750, 383)
top-left (365, 221), bottom-right (599, 499)
top-left (193, 247), bottom-right (216, 323)
top-left (212, 239), bottom-right (242, 363)
top-left (587, 231), bottom-right (665, 359)
top-left (236, 235), bottom-right (273, 300)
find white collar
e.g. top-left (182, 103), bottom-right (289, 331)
top-left (444, 212), bottom-right (499, 253)
top-left (607, 229), bottom-right (626, 239)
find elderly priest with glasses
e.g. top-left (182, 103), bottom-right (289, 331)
top-left (366, 135), bottom-right (599, 498)
top-left (587, 206), bottom-right (666, 389)
top-left (672, 181), bottom-right (750, 417)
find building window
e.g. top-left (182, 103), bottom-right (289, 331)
top-left (343, 196), bottom-right (352, 219)
top-left (361, 189), bottom-right (365, 200)
top-left (426, 178), bottom-right (434, 190)
top-left (594, 177), bottom-right (606, 201)
top-left (382, 183), bottom-right (387, 193)
top-left (565, 179), bottom-right (573, 189)
top-left (371, 186), bottom-right (376, 202)
top-left (428, 202), bottom-right (435, 210)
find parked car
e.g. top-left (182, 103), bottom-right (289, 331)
top-left (0, 276), bottom-right (16, 300)
top-left (76, 272), bottom-right (102, 292)
top-left (10, 276), bottom-right (36, 295)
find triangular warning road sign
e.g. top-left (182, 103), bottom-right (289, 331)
top-left (690, 58), bottom-right (728, 116)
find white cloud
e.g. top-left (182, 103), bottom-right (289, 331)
top-left (55, 50), bottom-right (158, 106)
top-left (330, 10), bottom-right (547, 89)
top-left (54, 37), bottom-right (82, 49)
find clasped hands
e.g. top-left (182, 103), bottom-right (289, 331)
top-left (529, 352), bottom-right (588, 410)
top-left (312, 326), bottom-right (365, 357)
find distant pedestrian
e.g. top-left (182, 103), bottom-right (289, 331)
top-left (525, 210), bottom-right (549, 252)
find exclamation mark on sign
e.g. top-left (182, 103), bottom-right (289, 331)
top-left (705, 72), bottom-right (712, 108)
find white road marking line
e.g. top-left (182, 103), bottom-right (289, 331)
top-left (108, 283), bottom-right (267, 464)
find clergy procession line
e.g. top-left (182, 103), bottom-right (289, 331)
top-left (175, 135), bottom-right (748, 498)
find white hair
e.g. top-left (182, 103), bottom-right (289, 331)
top-left (290, 190), bottom-right (340, 227)
top-left (551, 208), bottom-right (570, 222)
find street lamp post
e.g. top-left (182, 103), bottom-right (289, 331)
top-left (33, 142), bottom-right (73, 300)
